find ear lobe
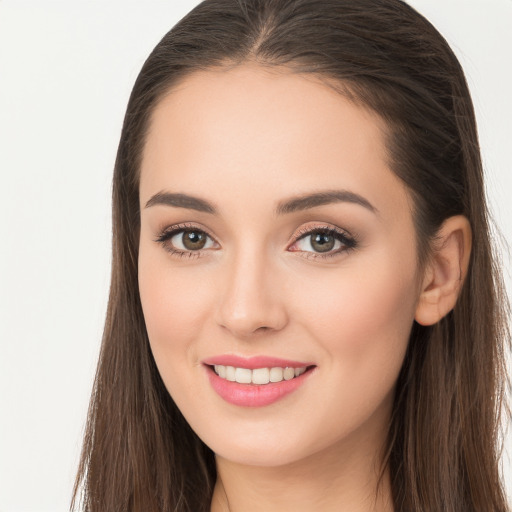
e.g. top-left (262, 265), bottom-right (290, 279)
top-left (415, 215), bottom-right (472, 326)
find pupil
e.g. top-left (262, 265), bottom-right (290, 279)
top-left (311, 233), bottom-right (335, 253)
top-left (183, 230), bottom-right (206, 250)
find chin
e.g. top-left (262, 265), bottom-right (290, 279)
top-left (213, 443), bottom-right (307, 468)
top-left (200, 424), bottom-right (339, 469)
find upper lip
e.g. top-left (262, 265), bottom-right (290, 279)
top-left (202, 355), bottom-right (314, 370)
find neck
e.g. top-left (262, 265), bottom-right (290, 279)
top-left (210, 436), bottom-right (393, 512)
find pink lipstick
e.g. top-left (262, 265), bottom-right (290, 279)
top-left (203, 355), bottom-right (315, 407)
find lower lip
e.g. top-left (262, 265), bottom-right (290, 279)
top-left (206, 366), bottom-right (313, 407)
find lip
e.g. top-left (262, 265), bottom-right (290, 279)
top-left (202, 355), bottom-right (314, 370)
top-left (202, 355), bottom-right (315, 407)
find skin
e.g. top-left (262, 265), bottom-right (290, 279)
top-left (137, 64), bottom-right (470, 511)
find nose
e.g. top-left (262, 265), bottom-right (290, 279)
top-left (215, 249), bottom-right (289, 339)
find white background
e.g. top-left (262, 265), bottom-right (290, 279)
top-left (0, 1), bottom-right (510, 510)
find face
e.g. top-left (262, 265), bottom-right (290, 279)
top-left (138, 64), bottom-right (423, 468)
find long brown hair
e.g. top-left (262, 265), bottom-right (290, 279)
top-left (72, 1), bottom-right (511, 510)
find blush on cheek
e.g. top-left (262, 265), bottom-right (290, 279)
top-left (298, 259), bottom-right (416, 370)
top-left (139, 261), bottom-right (215, 367)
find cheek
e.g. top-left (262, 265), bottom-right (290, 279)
top-left (296, 252), bottom-right (419, 377)
top-left (138, 250), bottom-right (214, 368)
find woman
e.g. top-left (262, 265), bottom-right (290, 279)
top-left (72, 0), bottom-right (510, 510)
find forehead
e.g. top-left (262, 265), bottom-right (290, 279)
top-left (139, 64), bottom-right (411, 222)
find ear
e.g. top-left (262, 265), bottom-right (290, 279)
top-left (415, 215), bottom-right (472, 326)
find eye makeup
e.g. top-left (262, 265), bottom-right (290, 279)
top-left (154, 222), bottom-right (358, 260)
top-left (154, 222), bottom-right (219, 259)
top-left (288, 224), bottom-right (358, 260)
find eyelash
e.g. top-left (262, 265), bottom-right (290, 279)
top-left (290, 225), bottom-right (357, 260)
top-left (154, 223), bottom-right (357, 260)
top-left (154, 223), bottom-right (216, 259)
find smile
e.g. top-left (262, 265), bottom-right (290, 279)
top-left (213, 365), bottom-right (307, 384)
top-left (203, 357), bottom-right (316, 407)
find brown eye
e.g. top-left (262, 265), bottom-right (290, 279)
top-left (289, 227), bottom-right (357, 257)
top-left (156, 226), bottom-right (217, 254)
top-left (310, 233), bottom-right (335, 253)
top-left (294, 230), bottom-right (342, 254)
top-left (180, 230), bottom-right (208, 250)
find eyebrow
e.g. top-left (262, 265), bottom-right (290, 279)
top-left (144, 189), bottom-right (377, 215)
top-left (275, 190), bottom-right (377, 215)
top-left (145, 192), bottom-right (217, 213)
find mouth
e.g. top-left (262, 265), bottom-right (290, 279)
top-left (203, 356), bottom-right (316, 407)
top-left (209, 364), bottom-right (312, 384)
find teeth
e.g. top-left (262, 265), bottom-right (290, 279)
top-left (252, 367), bottom-right (270, 384)
top-left (283, 367), bottom-right (295, 380)
top-left (214, 365), bottom-right (226, 378)
top-left (269, 367), bottom-right (283, 382)
top-left (235, 367), bottom-right (252, 384)
top-left (213, 365), bottom-right (308, 385)
top-left (225, 366), bottom-right (236, 382)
